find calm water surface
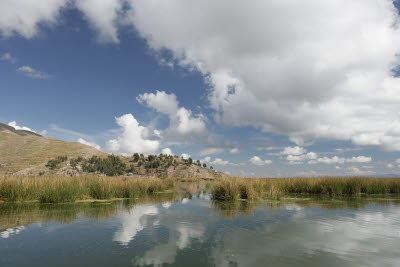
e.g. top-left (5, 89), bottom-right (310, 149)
top-left (1, 193), bottom-right (400, 267)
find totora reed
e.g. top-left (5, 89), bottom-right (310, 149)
top-left (1, 176), bottom-right (400, 203)
top-left (211, 177), bottom-right (400, 201)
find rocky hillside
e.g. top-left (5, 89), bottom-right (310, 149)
top-left (0, 123), bottom-right (106, 175)
top-left (33, 154), bottom-right (226, 179)
top-left (0, 123), bottom-right (227, 178)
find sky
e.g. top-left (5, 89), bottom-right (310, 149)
top-left (1, 0), bottom-right (400, 177)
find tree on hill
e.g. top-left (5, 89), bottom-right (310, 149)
top-left (133, 153), bottom-right (140, 162)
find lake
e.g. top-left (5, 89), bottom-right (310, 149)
top-left (1, 192), bottom-right (400, 267)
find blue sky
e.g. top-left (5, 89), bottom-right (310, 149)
top-left (1, 0), bottom-right (400, 177)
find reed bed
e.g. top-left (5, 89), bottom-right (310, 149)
top-left (0, 175), bottom-right (175, 203)
top-left (211, 177), bottom-right (400, 201)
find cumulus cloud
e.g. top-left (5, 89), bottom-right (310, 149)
top-left (105, 114), bottom-right (160, 156)
top-left (77, 138), bottom-right (101, 150)
top-left (230, 148), bottom-right (240, 154)
top-left (210, 158), bottom-right (231, 166)
top-left (126, 0), bottom-right (400, 151)
top-left (17, 66), bottom-right (50, 79)
top-left (200, 156), bottom-right (211, 163)
top-left (0, 0), bottom-right (68, 38)
top-left (8, 121), bottom-right (35, 133)
top-left (313, 156), bottom-right (372, 164)
top-left (0, 0), bottom-right (122, 42)
top-left (347, 156), bottom-right (373, 163)
top-left (286, 152), bottom-right (318, 162)
top-left (161, 147), bottom-right (173, 155)
top-left (137, 91), bottom-right (206, 139)
top-left (0, 52), bottom-right (16, 63)
top-left (347, 166), bottom-right (375, 176)
top-left (75, 0), bottom-right (123, 43)
top-left (281, 146), bottom-right (307, 156)
top-left (249, 156), bottom-right (272, 166)
top-left (181, 153), bottom-right (191, 160)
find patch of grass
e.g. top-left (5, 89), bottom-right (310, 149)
top-left (0, 175), bottom-right (176, 203)
top-left (211, 177), bottom-right (400, 201)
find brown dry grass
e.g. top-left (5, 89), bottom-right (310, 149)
top-left (0, 175), bottom-right (175, 203)
top-left (211, 177), bottom-right (400, 201)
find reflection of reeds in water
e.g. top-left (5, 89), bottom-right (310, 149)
top-left (212, 200), bottom-right (263, 219)
top-left (212, 195), bottom-right (400, 218)
top-left (211, 177), bottom-right (400, 201)
top-left (0, 202), bottom-right (118, 231)
top-left (0, 189), bottom-right (191, 231)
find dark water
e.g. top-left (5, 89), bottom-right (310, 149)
top-left (1, 193), bottom-right (400, 267)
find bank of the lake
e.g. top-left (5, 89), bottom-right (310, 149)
top-left (1, 176), bottom-right (400, 204)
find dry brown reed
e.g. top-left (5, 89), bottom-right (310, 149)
top-left (211, 177), bottom-right (400, 201)
top-left (0, 175), bottom-right (175, 203)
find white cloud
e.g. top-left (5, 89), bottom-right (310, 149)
top-left (113, 204), bottom-right (159, 245)
top-left (281, 146), bottom-right (307, 156)
top-left (17, 65), bottom-right (50, 79)
top-left (317, 156), bottom-right (346, 164)
top-left (286, 152), bottom-right (318, 163)
top-left (199, 147), bottom-right (224, 156)
top-left (347, 156), bottom-right (372, 163)
top-left (181, 153), bottom-right (191, 160)
top-left (315, 156), bottom-right (372, 164)
top-left (8, 121), bottom-right (36, 133)
top-left (75, 0), bottom-right (123, 43)
top-left (0, 52), bottom-right (15, 63)
top-left (77, 138), bottom-right (101, 150)
top-left (249, 156), bottom-right (272, 166)
top-left (0, 0), bottom-right (68, 38)
top-left (39, 129), bottom-right (47, 136)
top-left (137, 91), bottom-right (206, 139)
top-left (230, 148), bottom-right (240, 154)
top-left (200, 156), bottom-right (211, 163)
top-left (210, 158), bottom-right (230, 166)
top-left (347, 166), bottom-right (375, 176)
top-left (161, 147), bottom-right (173, 156)
top-left (395, 159), bottom-right (400, 164)
top-left (126, 0), bottom-right (400, 151)
top-left (387, 163), bottom-right (393, 168)
top-left (105, 114), bottom-right (160, 156)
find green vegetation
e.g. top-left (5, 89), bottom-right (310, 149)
top-left (45, 156), bottom-right (68, 170)
top-left (0, 175), bottom-right (175, 203)
top-left (81, 155), bottom-right (127, 176)
top-left (211, 177), bottom-right (400, 201)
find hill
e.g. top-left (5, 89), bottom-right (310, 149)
top-left (0, 123), bottom-right (106, 175)
top-left (0, 123), bottom-right (226, 178)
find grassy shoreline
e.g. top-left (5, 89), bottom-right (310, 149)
top-left (211, 177), bottom-right (400, 201)
top-left (0, 175), bottom-right (176, 203)
top-left (1, 176), bottom-right (400, 203)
